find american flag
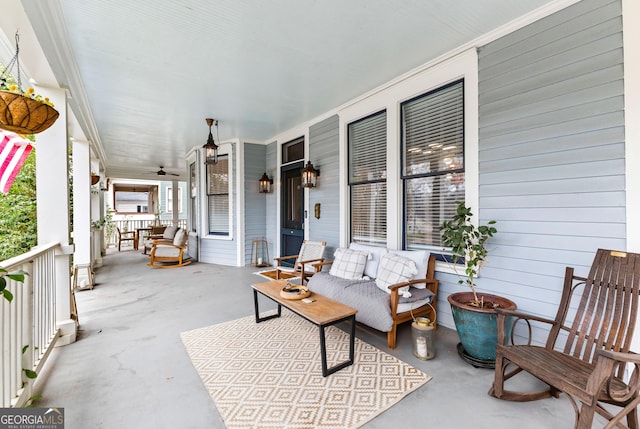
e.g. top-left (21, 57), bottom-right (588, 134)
top-left (0, 129), bottom-right (33, 194)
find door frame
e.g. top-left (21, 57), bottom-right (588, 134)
top-left (280, 161), bottom-right (305, 265)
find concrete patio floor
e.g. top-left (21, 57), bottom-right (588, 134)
top-left (32, 247), bottom-right (605, 428)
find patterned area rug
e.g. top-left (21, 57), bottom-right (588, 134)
top-left (254, 269), bottom-right (279, 280)
top-left (181, 311), bottom-right (430, 429)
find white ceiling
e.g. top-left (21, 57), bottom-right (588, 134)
top-left (12, 0), bottom-right (557, 179)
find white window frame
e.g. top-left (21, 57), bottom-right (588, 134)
top-left (202, 143), bottom-right (234, 240)
top-left (165, 186), bottom-right (183, 213)
top-left (338, 48), bottom-right (478, 273)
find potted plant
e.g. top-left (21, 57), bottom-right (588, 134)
top-left (440, 201), bottom-right (516, 367)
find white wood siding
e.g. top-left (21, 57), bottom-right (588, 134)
top-left (244, 143), bottom-right (268, 265)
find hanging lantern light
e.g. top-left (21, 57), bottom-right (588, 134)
top-left (203, 118), bottom-right (219, 165)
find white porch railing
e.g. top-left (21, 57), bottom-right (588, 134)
top-left (1, 242), bottom-right (61, 408)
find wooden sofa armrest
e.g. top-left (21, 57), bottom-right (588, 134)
top-left (388, 278), bottom-right (439, 319)
top-left (387, 278), bottom-right (439, 291)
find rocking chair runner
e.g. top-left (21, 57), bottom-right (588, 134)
top-left (490, 249), bottom-right (640, 429)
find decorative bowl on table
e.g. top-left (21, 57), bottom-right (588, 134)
top-left (280, 283), bottom-right (311, 300)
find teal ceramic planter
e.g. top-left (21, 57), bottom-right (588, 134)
top-left (448, 292), bottom-right (517, 363)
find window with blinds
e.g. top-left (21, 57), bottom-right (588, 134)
top-left (348, 110), bottom-right (387, 246)
top-left (402, 79), bottom-right (464, 249)
top-left (207, 155), bottom-right (229, 235)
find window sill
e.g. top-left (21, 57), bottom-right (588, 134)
top-left (202, 234), bottom-right (232, 241)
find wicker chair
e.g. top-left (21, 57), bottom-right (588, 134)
top-left (490, 249), bottom-right (640, 429)
top-left (274, 240), bottom-right (326, 284)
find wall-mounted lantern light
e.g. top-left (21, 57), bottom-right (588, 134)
top-left (259, 172), bottom-right (273, 194)
top-left (301, 161), bottom-right (320, 188)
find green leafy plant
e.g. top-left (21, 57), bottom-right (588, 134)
top-left (440, 201), bottom-right (497, 306)
top-left (22, 345), bottom-right (37, 379)
top-left (0, 268), bottom-right (26, 302)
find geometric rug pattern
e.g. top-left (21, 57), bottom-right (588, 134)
top-left (181, 311), bottom-right (431, 429)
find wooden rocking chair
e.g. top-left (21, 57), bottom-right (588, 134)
top-left (490, 249), bottom-right (640, 429)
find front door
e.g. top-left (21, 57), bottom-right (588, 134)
top-left (280, 161), bottom-right (304, 266)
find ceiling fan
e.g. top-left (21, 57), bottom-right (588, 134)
top-left (147, 166), bottom-right (180, 177)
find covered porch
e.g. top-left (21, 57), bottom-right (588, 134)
top-left (34, 249), bottom-right (583, 428)
top-left (1, 0), bottom-right (640, 426)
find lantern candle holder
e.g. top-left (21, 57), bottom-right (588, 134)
top-left (412, 314), bottom-right (436, 360)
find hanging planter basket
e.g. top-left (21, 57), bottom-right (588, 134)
top-left (91, 174), bottom-right (100, 185)
top-left (0, 90), bottom-right (59, 135)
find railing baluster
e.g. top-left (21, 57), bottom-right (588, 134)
top-left (1, 243), bottom-right (61, 407)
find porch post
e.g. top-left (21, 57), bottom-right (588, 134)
top-left (72, 139), bottom-right (92, 274)
top-left (172, 179), bottom-right (179, 226)
top-left (35, 85), bottom-right (76, 346)
top-left (90, 160), bottom-right (103, 268)
top-left (623, 0), bottom-right (640, 353)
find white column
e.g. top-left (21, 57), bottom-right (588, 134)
top-left (35, 85), bottom-right (76, 345)
top-left (172, 180), bottom-right (179, 226)
top-left (72, 139), bottom-right (91, 267)
top-left (90, 160), bottom-right (103, 267)
top-left (624, 0), bottom-right (640, 253)
top-left (622, 0), bottom-right (640, 356)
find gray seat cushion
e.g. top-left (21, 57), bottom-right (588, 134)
top-left (307, 271), bottom-right (434, 333)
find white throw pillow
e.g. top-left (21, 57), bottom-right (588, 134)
top-left (375, 253), bottom-right (418, 296)
top-left (389, 249), bottom-right (429, 287)
top-left (349, 243), bottom-right (387, 279)
top-left (173, 228), bottom-right (187, 246)
top-left (163, 225), bottom-right (179, 240)
top-left (329, 248), bottom-right (369, 280)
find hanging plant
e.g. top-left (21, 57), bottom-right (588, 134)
top-left (0, 31), bottom-right (59, 135)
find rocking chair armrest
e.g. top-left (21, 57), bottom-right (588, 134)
top-left (494, 308), bottom-right (556, 326)
top-left (120, 230), bottom-right (136, 237)
top-left (153, 243), bottom-right (186, 250)
top-left (589, 350), bottom-right (640, 400)
top-left (494, 309), bottom-right (557, 346)
top-left (596, 349), bottom-right (640, 365)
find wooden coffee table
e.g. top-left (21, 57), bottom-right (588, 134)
top-left (251, 280), bottom-right (358, 376)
